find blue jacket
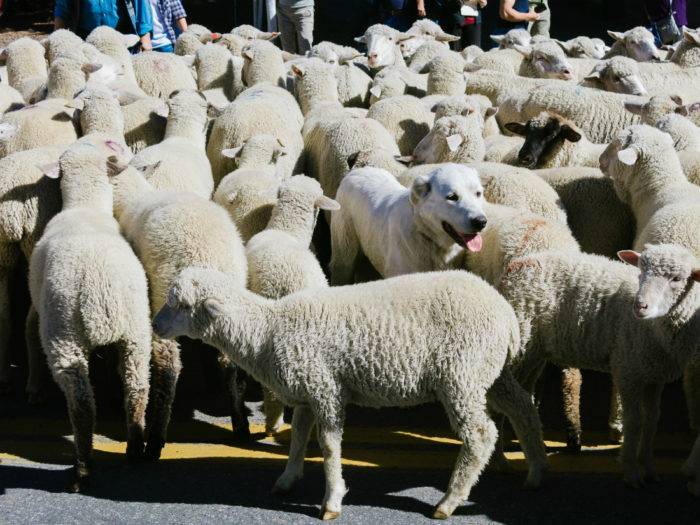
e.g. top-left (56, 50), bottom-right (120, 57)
top-left (55, 0), bottom-right (153, 38)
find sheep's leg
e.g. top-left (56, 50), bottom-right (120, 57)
top-left (638, 383), bottom-right (663, 483)
top-left (683, 354), bottom-right (700, 434)
top-left (616, 376), bottom-right (644, 488)
top-left (117, 338), bottom-right (151, 462)
top-left (682, 433), bottom-right (700, 497)
top-left (220, 354), bottom-right (250, 442)
top-left (316, 407), bottom-right (347, 520)
top-left (263, 387), bottom-right (285, 435)
top-left (561, 367), bottom-right (582, 453)
top-left (435, 394), bottom-right (498, 519)
top-left (46, 339), bottom-right (95, 493)
top-left (144, 337), bottom-right (181, 460)
top-left (487, 367), bottom-right (548, 488)
top-left (329, 210), bottom-right (360, 286)
top-left (608, 381), bottom-right (624, 443)
top-left (25, 306), bottom-right (49, 404)
top-left (272, 405), bottom-right (315, 494)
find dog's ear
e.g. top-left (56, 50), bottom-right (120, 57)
top-left (410, 175), bottom-right (431, 206)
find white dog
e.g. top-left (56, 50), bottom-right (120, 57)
top-left (330, 163), bottom-right (487, 284)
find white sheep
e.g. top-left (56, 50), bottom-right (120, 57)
top-left (245, 175), bottom-right (339, 434)
top-left (1, 37), bottom-right (48, 102)
top-left (655, 113), bottom-right (700, 185)
top-left (426, 52), bottom-right (467, 96)
top-left (307, 42), bottom-right (371, 108)
top-left (366, 95), bottom-right (433, 155)
top-left (556, 36), bottom-right (608, 59)
top-left (130, 90), bottom-right (213, 199)
top-left (355, 24), bottom-right (405, 70)
top-left (193, 43), bottom-right (239, 112)
top-left (410, 114), bottom-right (486, 165)
top-left (231, 24), bottom-right (280, 41)
top-left (0, 84), bottom-right (25, 113)
top-left (152, 266), bottom-right (538, 519)
top-left (29, 138), bottom-right (151, 492)
top-left (470, 41), bottom-right (574, 80)
top-left (605, 26), bottom-right (661, 61)
top-left (121, 96), bottom-right (168, 154)
top-left (241, 39), bottom-right (286, 88)
top-left (132, 52), bottom-right (197, 99)
top-left (85, 26), bottom-right (146, 97)
top-left (369, 64), bottom-right (428, 102)
top-left (406, 40), bottom-right (453, 74)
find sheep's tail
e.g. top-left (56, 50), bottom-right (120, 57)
top-left (78, 264), bottom-right (127, 347)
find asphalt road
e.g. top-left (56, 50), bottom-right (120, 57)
top-left (2, 402), bottom-right (699, 525)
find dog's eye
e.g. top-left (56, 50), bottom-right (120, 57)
top-left (446, 193), bottom-right (459, 201)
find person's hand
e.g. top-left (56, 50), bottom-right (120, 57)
top-left (140, 34), bottom-right (153, 52)
top-left (417, 0), bottom-right (426, 17)
top-left (477, 0), bottom-right (488, 7)
top-left (528, 8), bottom-right (540, 21)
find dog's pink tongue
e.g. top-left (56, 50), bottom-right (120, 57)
top-left (462, 233), bottom-right (483, 252)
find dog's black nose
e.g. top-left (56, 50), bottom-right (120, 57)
top-left (471, 215), bottom-right (487, 231)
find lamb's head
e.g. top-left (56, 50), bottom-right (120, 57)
top-left (166, 89), bottom-right (209, 136)
top-left (505, 112), bottom-right (583, 168)
top-left (398, 19), bottom-right (457, 59)
top-left (273, 175), bottom-right (339, 228)
top-left (292, 58), bottom-right (340, 115)
top-left (515, 41), bottom-right (574, 80)
top-left (43, 29), bottom-right (84, 64)
top-left (307, 42), bottom-right (362, 66)
top-left (410, 163), bottom-right (486, 253)
top-left (490, 28), bottom-right (532, 49)
top-left (412, 114), bottom-right (484, 164)
top-left (625, 94), bottom-right (686, 125)
top-left (222, 134), bottom-right (287, 170)
top-left (231, 24), bottom-right (280, 42)
top-left (86, 26), bottom-right (141, 60)
top-left (242, 40), bottom-right (285, 87)
top-left (434, 95), bottom-right (498, 123)
top-left (584, 57), bottom-right (647, 96)
top-left (187, 24), bottom-right (222, 44)
top-left (557, 36), bottom-right (609, 59)
top-left (154, 267), bottom-right (244, 340)
top-left (618, 244), bottom-right (700, 320)
top-left (655, 113), bottom-right (700, 151)
top-left (607, 26), bottom-right (661, 62)
top-left (356, 24), bottom-right (402, 69)
top-left (215, 33), bottom-right (247, 56)
top-left (73, 83), bottom-right (125, 135)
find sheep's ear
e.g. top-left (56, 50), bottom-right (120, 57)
top-left (670, 94), bottom-right (684, 106)
top-left (242, 48), bottom-right (254, 60)
top-left (617, 147), bottom-right (638, 166)
top-left (0, 122), bottom-right (17, 140)
top-left (339, 49), bottom-right (363, 64)
top-left (446, 134), bottom-right (463, 152)
top-left (180, 54), bottom-right (196, 67)
top-left (221, 146), bottom-right (243, 159)
top-left (154, 102), bottom-right (170, 118)
top-left (463, 63), bottom-right (481, 73)
top-left (81, 62), bottom-right (103, 74)
top-left (259, 31), bottom-right (280, 41)
top-left (435, 33), bottom-right (460, 43)
top-left (513, 44), bottom-right (532, 58)
top-left (204, 297), bottom-right (227, 318)
top-left (410, 176), bottom-right (431, 205)
top-left (281, 51), bottom-right (301, 62)
top-left (395, 155), bottom-right (413, 165)
top-left (683, 28), bottom-right (700, 45)
top-left (607, 30), bottom-right (625, 42)
top-left (490, 35), bottom-right (505, 45)
top-left (692, 268), bottom-right (700, 282)
top-left (485, 106), bottom-right (498, 119)
top-left (291, 63), bottom-right (305, 78)
top-left (554, 40), bottom-right (572, 54)
top-left (686, 102), bottom-right (700, 114)
top-left (369, 85), bottom-right (382, 98)
top-left (226, 190), bottom-right (238, 204)
top-left (354, 35), bottom-right (367, 44)
top-left (504, 122), bottom-right (527, 136)
top-left (560, 125), bottom-right (582, 143)
top-left (316, 195), bottom-right (340, 211)
top-left (136, 161), bottom-right (161, 177)
top-left (624, 100), bottom-right (645, 115)
top-left (38, 162), bottom-right (60, 179)
top-left (122, 34), bottom-right (141, 48)
top-left (0, 48), bottom-right (7, 65)
top-left (617, 250), bottom-right (640, 266)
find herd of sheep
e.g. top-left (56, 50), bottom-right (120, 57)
top-left (0, 17), bottom-right (699, 520)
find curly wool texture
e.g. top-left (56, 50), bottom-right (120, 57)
top-left (77, 84), bottom-right (126, 139)
top-left (431, 94), bottom-right (500, 138)
top-left (0, 84), bottom-right (25, 113)
top-left (207, 84), bottom-right (304, 183)
top-left (194, 44), bottom-right (238, 110)
top-left (175, 32), bottom-right (203, 56)
top-left (367, 95), bottom-right (433, 155)
top-left (369, 65), bottom-right (428, 103)
top-left (558, 36), bottom-right (607, 59)
top-left (241, 40), bottom-right (285, 89)
top-left (86, 26), bottom-right (144, 95)
top-left (121, 96), bottom-right (167, 154)
top-left (44, 29), bottom-right (84, 64)
top-left (413, 114), bottom-right (485, 164)
top-left (132, 52), bottom-right (197, 99)
top-left (426, 52), bottom-right (467, 96)
top-left (536, 167), bottom-right (635, 258)
top-left (3, 37), bottom-right (48, 102)
top-left (409, 40), bottom-right (452, 74)
top-left (131, 90), bottom-right (213, 199)
top-left (655, 113), bottom-right (700, 152)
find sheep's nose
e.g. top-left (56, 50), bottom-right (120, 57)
top-left (518, 153), bottom-right (534, 166)
top-left (471, 215), bottom-right (487, 231)
top-left (634, 300), bottom-right (648, 314)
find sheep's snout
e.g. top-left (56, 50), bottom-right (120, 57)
top-left (633, 299), bottom-right (649, 318)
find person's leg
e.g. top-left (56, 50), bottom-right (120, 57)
top-left (266, 0), bottom-right (278, 32)
top-left (528, 0), bottom-right (550, 37)
top-left (294, 5), bottom-right (314, 55)
top-left (277, 4), bottom-right (298, 53)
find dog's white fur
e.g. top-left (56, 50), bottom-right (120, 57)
top-left (330, 163), bottom-right (486, 284)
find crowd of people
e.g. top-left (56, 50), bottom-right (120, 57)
top-left (50, 1), bottom-right (692, 55)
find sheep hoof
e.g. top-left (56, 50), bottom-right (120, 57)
top-left (320, 507), bottom-right (341, 520)
top-left (144, 438), bottom-right (165, 461)
top-left (432, 508), bottom-right (450, 520)
top-left (69, 464), bottom-right (91, 493)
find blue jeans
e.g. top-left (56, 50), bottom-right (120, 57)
top-left (153, 43), bottom-right (174, 53)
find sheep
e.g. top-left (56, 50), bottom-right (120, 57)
top-left (461, 45), bottom-right (484, 64)
top-left (503, 112), bottom-right (606, 168)
top-left (74, 83), bottom-right (127, 140)
top-left (131, 52), bottom-right (197, 99)
top-left (331, 164), bottom-right (487, 282)
top-left (43, 29), bottom-right (84, 64)
top-left (369, 65), bottom-right (428, 102)
top-left (366, 95), bottom-right (433, 155)
top-left (216, 32), bottom-right (248, 56)
top-left (0, 145), bottom-right (64, 398)
top-left (29, 138), bottom-right (151, 492)
top-left (245, 175), bottom-right (339, 434)
top-left (213, 134), bottom-right (288, 242)
top-left (108, 160), bottom-right (249, 450)
top-left (0, 84), bottom-right (25, 113)
top-left (624, 94), bottom-right (688, 126)
top-left (426, 52), bottom-right (467, 96)
top-left (85, 26), bottom-right (145, 97)
top-left (152, 266), bottom-right (543, 519)
top-left (498, 244), bottom-right (696, 489)
top-left (121, 96), bottom-right (168, 154)
top-left (241, 39), bottom-right (286, 88)
top-left (0, 99), bottom-right (79, 158)
top-left (470, 41), bottom-right (574, 80)
top-left (490, 28), bottom-right (532, 49)
top-left (600, 125), bottom-right (700, 432)
top-left (556, 36), bottom-right (608, 59)
top-left (130, 90), bottom-right (213, 199)
top-left (345, 147), bottom-right (410, 176)
top-left (410, 114), bottom-right (486, 165)
top-left (668, 27), bottom-right (700, 68)
top-left (355, 24), bottom-right (405, 70)
top-left (498, 83), bottom-right (643, 143)
top-left (207, 83), bottom-right (304, 184)
top-left (231, 24), bottom-right (280, 41)
top-left (306, 43), bottom-right (371, 108)
top-left (605, 27), bottom-right (661, 62)
top-left (580, 56), bottom-right (648, 96)
top-left (31, 56), bottom-right (105, 104)
top-left (655, 113), bottom-right (700, 185)
top-left (1, 37), bottom-right (48, 102)
top-left (193, 44), bottom-right (239, 112)
top-left (175, 25), bottom-right (221, 55)
top-left (430, 94), bottom-right (500, 137)
top-left (407, 40), bottom-right (453, 74)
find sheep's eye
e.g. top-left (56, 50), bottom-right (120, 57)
top-left (476, 191), bottom-right (482, 198)
top-left (446, 193), bottom-right (459, 201)
top-left (671, 276), bottom-right (683, 283)
top-left (613, 76), bottom-right (621, 82)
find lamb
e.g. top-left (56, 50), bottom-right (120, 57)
top-left (108, 160), bottom-right (249, 450)
top-left (175, 25), bottom-right (222, 55)
top-left (241, 39), bottom-right (286, 88)
top-left (213, 134), bottom-right (288, 242)
top-left (504, 112), bottom-right (606, 168)
top-left (306, 42), bottom-right (371, 108)
top-left (31, 56), bottom-right (108, 104)
top-left (215, 32), bottom-right (248, 55)
top-left (410, 114), bottom-right (486, 164)
top-left (430, 94), bottom-right (500, 137)
top-left (668, 27), bottom-right (700, 68)
top-left (121, 96), bottom-right (168, 154)
top-left (231, 24), bottom-right (280, 41)
top-left (0, 84), bottom-right (25, 113)
top-left (426, 52), bottom-right (467, 96)
top-left (580, 57), bottom-right (647, 96)
top-left (193, 43), bottom-right (240, 111)
top-left (498, 243), bottom-right (697, 489)
top-left (152, 266), bottom-right (539, 519)
top-left (85, 26), bottom-right (146, 97)
top-left (345, 147), bottom-right (410, 176)
top-left (655, 113), bottom-right (700, 185)
top-left (469, 41), bottom-right (574, 80)
top-left (132, 52), bottom-right (197, 99)
top-left (331, 164), bottom-right (488, 282)
top-left (605, 27), bottom-right (661, 62)
top-left (366, 95), bottom-right (433, 155)
top-left (1, 37), bottom-right (48, 102)
top-left (43, 29), bottom-right (84, 64)
top-left (245, 176), bottom-right (339, 434)
top-left (355, 24), bottom-right (406, 70)
top-left (406, 40), bottom-right (452, 74)
top-left (29, 138), bottom-right (151, 492)
top-left (490, 28), bottom-right (532, 49)
top-left (600, 125), bottom-right (700, 432)
top-left (207, 83), bottom-right (304, 184)
top-left (624, 94), bottom-right (687, 126)
top-left (369, 65), bottom-right (428, 102)
top-left (130, 90), bottom-right (214, 199)
top-left (556, 36), bottom-right (608, 59)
